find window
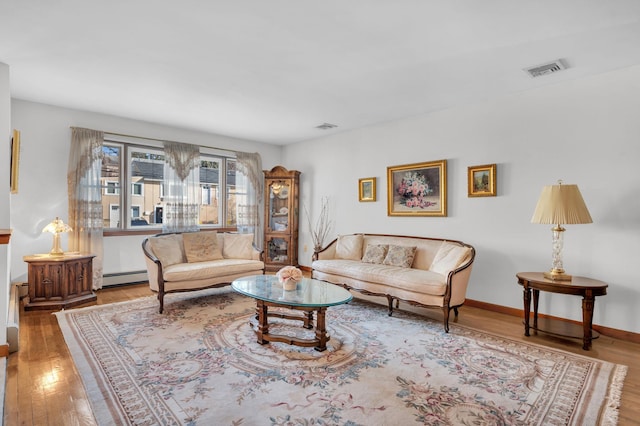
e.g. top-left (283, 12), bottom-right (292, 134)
top-left (105, 181), bottom-right (119, 195)
top-left (132, 182), bottom-right (143, 196)
top-left (101, 140), bottom-right (236, 230)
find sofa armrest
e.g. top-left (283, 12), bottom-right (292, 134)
top-left (445, 244), bottom-right (476, 307)
top-left (142, 237), bottom-right (164, 293)
top-left (251, 244), bottom-right (264, 262)
top-left (313, 238), bottom-right (338, 261)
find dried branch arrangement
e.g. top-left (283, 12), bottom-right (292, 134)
top-left (304, 196), bottom-right (334, 252)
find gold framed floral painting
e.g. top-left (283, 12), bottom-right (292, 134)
top-left (358, 177), bottom-right (376, 202)
top-left (10, 129), bottom-right (20, 194)
top-left (468, 164), bottom-right (496, 197)
top-left (387, 160), bottom-right (447, 216)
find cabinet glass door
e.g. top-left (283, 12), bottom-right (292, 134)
top-left (269, 181), bottom-right (290, 232)
top-left (267, 237), bottom-right (289, 264)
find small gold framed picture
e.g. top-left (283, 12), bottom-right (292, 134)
top-left (468, 164), bottom-right (496, 197)
top-left (359, 177), bottom-right (376, 202)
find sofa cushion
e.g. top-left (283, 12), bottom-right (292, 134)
top-left (183, 231), bottom-right (223, 263)
top-left (164, 259), bottom-right (265, 282)
top-left (429, 242), bottom-right (471, 275)
top-left (335, 234), bottom-right (364, 260)
top-left (222, 233), bottom-right (254, 259)
top-left (312, 259), bottom-right (447, 296)
top-left (382, 245), bottom-right (417, 268)
top-left (148, 234), bottom-right (185, 267)
top-left (361, 244), bottom-right (388, 264)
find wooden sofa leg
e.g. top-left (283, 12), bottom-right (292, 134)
top-left (442, 307), bottom-right (450, 333)
top-left (386, 295), bottom-right (394, 316)
top-left (158, 292), bottom-right (164, 314)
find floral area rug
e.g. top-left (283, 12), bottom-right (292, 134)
top-left (55, 288), bottom-right (626, 425)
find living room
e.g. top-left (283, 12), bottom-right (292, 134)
top-left (2, 2), bottom-right (640, 424)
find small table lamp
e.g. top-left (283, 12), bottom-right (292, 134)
top-left (42, 217), bottom-right (73, 256)
top-left (531, 181), bottom-right (592, 281)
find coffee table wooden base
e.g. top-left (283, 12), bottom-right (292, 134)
top-left (254, 300), bottom-right (330, 352)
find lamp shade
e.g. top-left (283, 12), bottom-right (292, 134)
top-left (42, 217), bottom-right (73, 234)
top-left (531, 183), bottom-right (592, 225)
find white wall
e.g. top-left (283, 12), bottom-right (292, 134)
top-left (10, 100), bottom-right (283, 282)
top-left (285, 65), bottom-right (640, 334)
top-left (0, 63), bottom-right (11, 346)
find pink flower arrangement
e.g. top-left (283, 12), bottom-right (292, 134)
top-left (396, 171), bottom-right (436, 209)
top-left (276, 266), bottom-right (303, 284)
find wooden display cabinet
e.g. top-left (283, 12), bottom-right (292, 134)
top-left (264, 166), bottom-right (300, 272)
top-left (23, 253), bottom-right (96, 310)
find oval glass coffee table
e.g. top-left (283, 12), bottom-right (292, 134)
top-left (231, 275), bottom-right (352, 352)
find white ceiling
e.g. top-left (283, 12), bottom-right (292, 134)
top-left (2, 1), bottom-right (640, 145)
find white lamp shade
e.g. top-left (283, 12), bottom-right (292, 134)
top-left (531, 184), bottom-right (592, 225)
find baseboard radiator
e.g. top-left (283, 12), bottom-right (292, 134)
top-left (103, 270), bottom-right (148, 287)
top-left (7, 283), bottom-right (21, 353)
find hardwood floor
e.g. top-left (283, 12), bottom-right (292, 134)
top-left (4, 283), bottom-right (640, 425)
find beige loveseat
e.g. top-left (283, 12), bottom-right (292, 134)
top-left (142, 231), bottom-right (264, 313)
top-left (312, 233), bottom-right (475, 332)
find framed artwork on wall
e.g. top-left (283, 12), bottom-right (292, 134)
top-left (387, 160), bottom-right (447, 216)
top-left (358, 177), bottom-right (376, 202)
top-left (10, 129), bottom-right (20, 194)
top-left (468, 164), bottom-right (496, 197)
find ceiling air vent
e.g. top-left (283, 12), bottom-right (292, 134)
top-left (524, 60), bottom-right (566, 78)
top-left (315, 123), bottom-right (338, 130)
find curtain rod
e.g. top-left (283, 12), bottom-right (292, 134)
top-left (72, 127), bottom-right (237, 154)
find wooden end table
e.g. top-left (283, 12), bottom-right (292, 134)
top-left (516, 272), bottom-right (607, 350)
top-left (24, 253), bottom-right (96, 311)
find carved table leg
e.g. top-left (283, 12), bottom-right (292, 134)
top-left (256, 301), bottom-right (269, 345)
top-left (582, 293), bottom-right (595, 350)
top-left (314, 307), bottom-right (328, 352)
top-left (532, 288), bottom-right (540, 330)
top-left (303, 311), bottom-right (314, 329)
top-left (523, 286), bottom-right (531, 336)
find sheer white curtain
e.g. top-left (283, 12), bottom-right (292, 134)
top-left (68, 127), bottom-right (104, 289)
top-left (235, 152), bottom-right (263, 249)
top-left (163, 141), bottom-right (200, 233)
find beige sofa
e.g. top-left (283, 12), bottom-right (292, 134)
top-left (312, 233), bottom-right (475, 332)
top-left (142, 231), bottom-right (264, 313)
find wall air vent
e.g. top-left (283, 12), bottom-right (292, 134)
top-left (524, 59), bottom-right (566, 78)
top-left (316, 123), bottom-right (338, 130)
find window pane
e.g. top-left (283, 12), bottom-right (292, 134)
top-left (129, 148), bottom-right (164, 228)
top-left (200, 158), bottom-right (220, 225)
top-left (226, 159), bottom-right (237, 226)
top-left (132, 182), bottom-right (143, 196)
top-left (102, 144), bottom-right (121, 228)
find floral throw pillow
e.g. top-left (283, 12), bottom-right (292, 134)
top-left (382, 245), bottom-right (417, 268)
top-left (361, 244), bottom-right (389, 264)
top-left (183, 231), bottom-right (223, 263)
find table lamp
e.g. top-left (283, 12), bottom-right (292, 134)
top-left (531, 181), bottom-right (592, 281)
top-left (42, 217), bottom-right (72, 256)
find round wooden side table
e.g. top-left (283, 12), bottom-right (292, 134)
top-left (516, 272), bottom-right (608, 350)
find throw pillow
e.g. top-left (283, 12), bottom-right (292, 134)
top-left (361, 244), bottom-right (388, 264)
top-left (429, 242), bottom-right (471, 276)
top-left (222, 233), bottom-right (255, 260)
top-left (148, 234), bottom-right (185, 267)
top-left (335, 234), bottom-right (364, 260)
top-left (182, 231), bottom-right (223, 263)
top-left (382, 245), bottom-right (417, 268)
